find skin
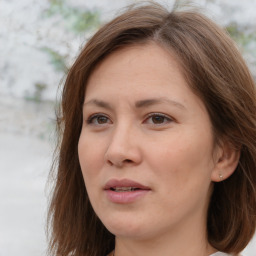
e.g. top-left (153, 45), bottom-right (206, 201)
top-left (78, 43), bottom-right (238, 256)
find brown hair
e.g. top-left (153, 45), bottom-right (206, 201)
top-left (47, 3), bottom-right (256, 256)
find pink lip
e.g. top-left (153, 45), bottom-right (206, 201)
top-left (104, 178), bottom-right (151, 204)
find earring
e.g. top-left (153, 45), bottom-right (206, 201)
top-left (219, 173), bottom-right (223, 180)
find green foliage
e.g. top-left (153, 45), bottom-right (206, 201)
top-left (226, 22), bottom-right (240, 38)
top-left (44, 0), bottom-right (100, 33)
top-left (40, 0), bottom-right (101, 80)
top-left (41, 47), bottom-right (68, 73)
top-left (226, 22), bottom-right (256, 51)
top-left (25, 82), bottom-right (47, 102)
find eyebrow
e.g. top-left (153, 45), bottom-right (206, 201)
top-left (135, 98), bottom-right (186, 110)
top-left (83, 99), bottom-right (113, 110)
top-left (83, 97), bottom-right (186, 110)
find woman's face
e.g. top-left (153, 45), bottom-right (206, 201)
top-left (78, 43), bottom-right (219, 241)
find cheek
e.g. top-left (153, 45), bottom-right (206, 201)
top-left (78, 135), bottom-right (106, 211)
top-left (78, 134), bottom-right (103, 182)
top-left (149, 129), bottom-right (214, 190)
top-left (150, 138), bottom-right (214, 218)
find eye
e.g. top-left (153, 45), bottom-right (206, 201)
top-left (144, 113), bottom-right (173, 125)
top-left (87, 114), bottom-right (111, 125)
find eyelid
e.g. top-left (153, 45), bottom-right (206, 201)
top-left (143, 112), bottom-right (174, 124)
top-left (85, 112), bottom-right (175, 126)
top-left (86, 113), bottom-right (112, 125)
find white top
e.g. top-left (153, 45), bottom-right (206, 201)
top-left (210, 252), bottom-right (235, 256)
top-left (108, 251), bottom-right (238, 256)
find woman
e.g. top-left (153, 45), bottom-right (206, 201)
top-left (47, 3), bottom-right (256, 256)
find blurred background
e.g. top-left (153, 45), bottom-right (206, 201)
top-left (0, 0), bottom-right (255, 255)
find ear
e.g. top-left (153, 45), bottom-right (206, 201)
top-left (211, 142), bottom-right (241, 182)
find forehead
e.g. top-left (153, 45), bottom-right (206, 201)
top-left (86, 42), bottom-right (185, 94)
top-left (84, 43), bottom-right (208, 118)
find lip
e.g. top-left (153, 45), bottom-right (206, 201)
top-left (104, 178), bottom-right (151, 204)
top-left (104, 178), bottom-right (150, 190)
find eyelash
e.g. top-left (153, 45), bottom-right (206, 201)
top-left (86, 113), bottom-right (173, 126)
top-left (86, 114), bottom-right (112, 125)
top-left (144, 113), bottom-right (173, 125)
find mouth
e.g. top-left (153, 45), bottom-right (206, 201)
top-left (104, 179), bottom-right (151, 203)
top-left (110, 187), bottom-right (142, 192)
top-left (104, 178), bottom-right (151, 192)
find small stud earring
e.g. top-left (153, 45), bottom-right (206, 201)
top-left (219, 173), bottom-right (223, 180)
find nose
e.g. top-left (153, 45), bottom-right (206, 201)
top-left (104, 124), bottom-right (142, 168)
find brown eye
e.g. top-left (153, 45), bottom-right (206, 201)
top-left (151, 115), bottom-right (165, 124)
top-left (87, 114), bottom-right (111, 125)
top-left (144, 113), bottom-right (173, 125)
top-left (97, 116), bottom-right (108, 124)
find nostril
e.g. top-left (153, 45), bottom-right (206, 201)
top-left (124, 159), bottom-right (132, 163)
top-left (107, 160), bottom-right (113, 166)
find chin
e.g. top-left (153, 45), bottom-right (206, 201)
top-left (102, 214), bottom-right (149, 239)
